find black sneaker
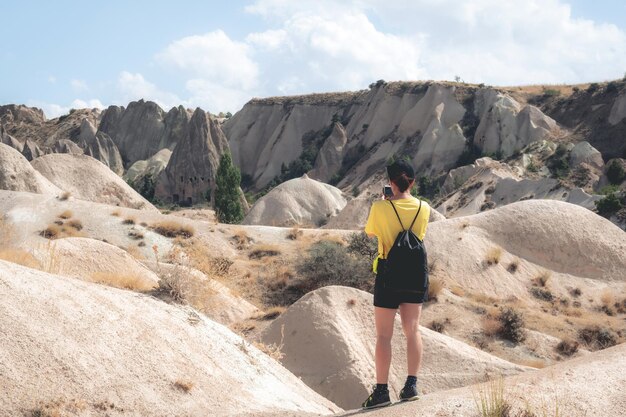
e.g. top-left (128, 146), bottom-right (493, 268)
top-left (361, 386), bottom-right (391, 409)
top-left (399, 384), bottom-right (419, 402)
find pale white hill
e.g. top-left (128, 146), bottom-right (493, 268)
top-left (0, 260), bottom-right (340, 417)
top-left (258, 286), bottom-right (527, 409)
top-left (0, 143), bottom-right (60, 195)
top-left (243, 175), bottom-right (347, 227)
top-left (31, 153), bottom-right (156, 211)
top-left (337, 342), bottom-right (626, 417)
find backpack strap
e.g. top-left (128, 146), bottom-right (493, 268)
top-left (388, 200), bottom-right (405, 231)
top-left (408, 199), bottom-right (423, 231)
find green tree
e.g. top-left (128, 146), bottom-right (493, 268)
top-left (606, 160), bottom-right (625, 185)
top-left (215, 152), bottom-right (244, 224)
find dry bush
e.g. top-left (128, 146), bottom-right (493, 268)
top-left (180, 240), bottom-right (233, 279)
top-left (152, 220), bottom-right (194, 238)
top-left (58, 191), bottom-right (71, 201)
top-left (556, 339), bottom-right (579, 356)
top-left (58, 210), bottom-right (73, 219)
top-left (578, 326), bottom-right (618, 350)
top-left (249, 244), bottom-right (281, 259)
top-left (470, 292), bottom-right (499, 305)
top-left (253, 306), bottom-right (286, 320)
top-left (252, 325), bottom-right (285, 361)
top-left (569, 287), bottom-right (582, 297)
top-left (530, 287), bottom-right (554, 302)
top-left (67, 219), bottom-right (83, 231)
top-left (615, 299), bottom-right (626, 314)
top-left (429, 318), bottom-right (450, 333)
top-left (507, 259), bottom-right (520, 273)
top-left (534, 271), bottom-right (552, 287)
top-left (600, 290), bottom-right (614, 307)
top-left (230, 320), bottom-right (257, 335)
top-left (39, 224), bottom-right (61, 239)
top-left (90, 272), bottom-right (156, 292)
top-left (173, 380), bottom-right (194, 393)
top-left (128, 230), bottom-right (144, 240)
top-left (232, 229), bottom-right (252, 249)
top-left (498, 307), bottom-right (526, 344)
top-left (0, 249), bottom-right (41, 269)
top-left (518, 359), bottom-right (546, 369)
top-left (122, 217), bottom-right (136, 225)
top-left (31, 398), bottom-right (85, 417)
top-left (286, 227), bottom-right (303, 240)
top-left (111, 210), bottom-right (121, 217)
top-left (428, 277), bottom-right (444, 302)
top-left (125, 245), bottom-right (144, 260)
top-left (347, 232), bottom-right (378, 260)
top-left (347, 298), bottom-right (356, 306)
top-left (485, 247), bottom-right (502, 266)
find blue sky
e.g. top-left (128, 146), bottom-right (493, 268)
top-left (1, 0), bottom-right (625, 118)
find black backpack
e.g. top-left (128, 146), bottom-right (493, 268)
top-left (379, 200), bottom-right (429, 293)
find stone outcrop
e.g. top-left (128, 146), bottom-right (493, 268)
top-left (0, 125), bottom-right (23, 152)
top-left (243, 174), bottom-right (347, 227)
top-left (21, 138), bottom-right (43, 161)
top-left (52, 139), bottom-right (83, 155)
top-left (31, 153), bottom-right (156, 210)
top-left (309, 122), bottom-right (347, 183)
top-left (0, 143), bottom-right (60, 195)
top-left (79, 119), bottom-right (124, 175)
top-left (125, 148), bottom-right (172, 184)
top-left (154, 108), bottom-right (229, 206)
top-left (608, 92), bottom-right (626, 125)
top-left (473, 90), bottom-right (560, 158)
top-left (98, 100), bottom-right (191, 167)
top-left (569, 141), bottom-right (604, 170)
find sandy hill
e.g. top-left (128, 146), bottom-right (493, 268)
top-left (0, 260), bottom-right (340, 417)
top-left (425, 199), bottom-right (626, 300)
top-left (243, 175), bottom-right (347, 227)
top-left (31, 153), bottom-right (157, 210)
top-left (0, 143), bottom-right (60, 195)
top-left (331, 342), bottom-right (626, 417)
top-left (258, 286), bottom-right (527, 409)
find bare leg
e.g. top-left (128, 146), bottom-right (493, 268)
top-left (399, 303), bottom-right (423, 376)
top-left (374, 307), bottom-right (397, 384)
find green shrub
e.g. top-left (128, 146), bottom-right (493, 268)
top-left (595, 193), bottom-right (623, 217)
top-left (215, 153), bottom-right (244, 224)
top-left (606, 160), bottom-right (625, 185)
top-left (543, 88), bottom-right (561, 97)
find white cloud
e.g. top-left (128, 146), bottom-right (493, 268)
top-left (116, 71), bottom-right (182, 109)
top-left (156, 30), bottom-right (259, 91)
top-left (245, 29), bottom-right (289, 50)
top-left (70, 98), bottom-right (105, 109)
top-left (26, 98), bottom-right (105, 119)
top-left (70, 79), bottom-right (89, 92)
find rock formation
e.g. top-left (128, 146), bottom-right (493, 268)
top-left (0, 125), bottom-right (23, 152)
top-left (98, 100), bottom-right (191, 166)
top-left (124, 148), bottom-right (172, 184)
top-left (243, 174), bottom-right (347, 227)
top-left (0, 143), bottom-right (60, 195)
top-left (31, 153), bottom-right (156, 210)
top-left (154, 108), bottom-right (229, 206)
top-left (78, 119), bottom-right (124, 175)
top-left (21, 138), bottom-right (43, 161)
top-left (52, 139), bottom-right (83, 155)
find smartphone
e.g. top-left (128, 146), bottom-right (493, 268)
top-left (383, 185), bottom-right (393, 198)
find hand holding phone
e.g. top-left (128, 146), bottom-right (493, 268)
top-left (383, 185), bottom-right (393, 200)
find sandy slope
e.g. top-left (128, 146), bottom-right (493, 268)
top-left (259, 286), bottom-right (527, 409)
top-left (0, 260), bottom-right (340, 417)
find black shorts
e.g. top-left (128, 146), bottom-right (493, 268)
top-left (373, 273), bottom-right (428, 309)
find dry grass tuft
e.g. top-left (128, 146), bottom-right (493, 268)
top-left (482, 316), bottom-right (501, 337)
top-left (40, 224), bottom-right (61, 239)
top-left (122, 217), bottom-right (136, 225)
top-left (249, 244), bottom-right (281, 259)
top-left (0, 249), bottom-right (41, 269)
top-left (90, 271), bottom-right (156, 292)
top-left (530, 287), bottom-right (554, 302)
top-left (232, 229), bottom-right (252, 250)
top-left (450, 284), bottom-right (465, 297)
top-left (253, 306), bottom-right (286, 320)
top-left (67, 219), bottom-right (83, 231)
top-left (286, 226), bottom-right (303, 240)
top-left (128, 230), bottom-right (144, 240)
top-left (578, 326), bottom-right (618, 350)
top-left (429, 318), bottom-right (450, 333)
top-left (428, 277), bottom-right (444, 302)
top-left (152, 220), bottom-right (194, 238)
top-left (600, 290), bottom-right (614, 307)
top-left (31, 398), bottom-right (86, 417)
top-left (347, 298), bottom-right (356, 307)
top-left (111, 210), bottom-right (121, 217)
top-left (58, 210), bottom-right (73, 219)
top-left (473, 378), bottom-right (511, 417)
top-left (173, 380), bottom-right (194, 393)
top-left (534, 270), bottom-right (552, 287)
top-left (485, 247), bottom-right (502, 266)
top-left (58, 191), bottom-right (71, 201)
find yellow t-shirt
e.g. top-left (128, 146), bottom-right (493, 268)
top-left (364, 197), bottom-right (430, 271)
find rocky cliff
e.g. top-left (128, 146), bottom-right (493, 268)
top-left (224, 82), bottom-right (562, 192)
top-left (154, 108), bottom-right (230, 205)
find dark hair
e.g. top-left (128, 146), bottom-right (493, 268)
top-left (387, 160), bottom-right (415, 192)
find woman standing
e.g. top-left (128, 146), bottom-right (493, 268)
top-left (361, 160), bottom-right (430, 409)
